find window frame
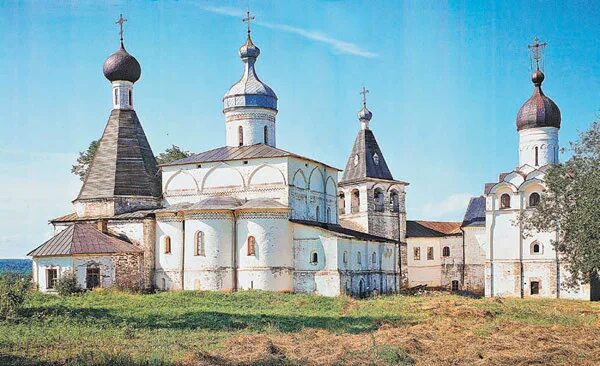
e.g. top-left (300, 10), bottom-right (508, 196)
top-left (427, 246), bottom-right (434, 261)
top-left (413, 247), bottom-right (421, 261)
top-left (164, 236), bottom-right (172, 254)
top-left (530, 281), bottom-right (540, 295)
top-left (247, 236), bottom-right (256, 256)
top-left (194, 231), bottom-right (205, 256)
top-left (500, 193), bottom-right (511, 209)
top-left (46, 268), bottom-right (58, 290)
top-left (529, 192), bottom-right (540, 207)
top-left (442, 246), bottom-right (450, 257)
top-left (86, 267), bottom-right (101, 289)
top-left (238, 126), bottom-right (244, 146)
top-left (310, 251), bottom-right (318, 264)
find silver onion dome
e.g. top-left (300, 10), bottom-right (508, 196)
top-left (103, 45), bottom-right (141, 83)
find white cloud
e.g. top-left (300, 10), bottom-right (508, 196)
top-left (200, 5), bottom-right (379, 58)
top-left (417, 193), bottom-right (474, 221)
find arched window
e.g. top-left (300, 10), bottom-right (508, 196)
top-left (163, 236), bottom-right (171, 254)
top-left (529, 192), bottom-right (540, 207)
top-left (535, 146), bottom-right (539, 166)
top-left (327, 207), bottom-right (331, 223)
top-left (390, 190), bottom-right (399, 212)
top-left (316, 206), bottom-right (320, 221)
top-left (442, 246), bottom-right (450, 257)
top-left (238, 126), bottom-right (244, 146)
top-left (263, 126), bottom-right (268, 145)
top-left (373, 153), bottom-right (379, 165)
top-left (500, 193), bottom-right (511, 209)
top-left (194, 231), bottom-right (205, 256)
top-left (371, 252), bottom-right (377, 264)
top-left (128, 90), bottom-right (132, 106)
top-left (357, 252), bottom-right (362, 265)
top-left (247, 236), bottom-right (256, 256)
top-left (343, 251), bottom-right (348, 264)
top-left (351, 189), bottom-right (360, 213)
top-left (310, 251), bottom-right (318, 264)
top-left (531, 241), bottom-right (542, 254)
top-left (338, 192), bottom-right (346, 215)
top-left (374, 188), bottom-right (384, 212)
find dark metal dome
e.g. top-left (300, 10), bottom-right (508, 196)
top-left (103, 46), bottom-right (141, 83)
top-left (516, 69), bottom-right (561, 131)
top-left (358, 105), bottom-right (372, 121)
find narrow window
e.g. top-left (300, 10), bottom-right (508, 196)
top-left (310, 251), bottom-right (318, 264)
top-left (357, 252), bottom-right (362, 265)
top-left (164, 236), bottom-right (171, 254)
top-left (390, 190), bottom-right (399, 212)
top-left (529, 192), bottom-right (540, 207)
top-left (161, 278), bottom-right (167, 290)
top-left (500, 194), bottom-right (511, 209)
top-left (238, 126), bottom-right (244, 146)
top-left (128, 90), bottom-right (132, 106)
top-left (531, 241), bottom-right (541, 254)
top-left (247, 236), bottom-right (256, 256)
top-left (351, 189), bottom-right (360, 213)
top-left (530, 281), bottom-right (540, 295)
top-left (427, 246), bottom-right (434, 260)
top-left (195, 231), bottom-right (205, 256)
top-left (373, 153), bottom-right (379, 165)
top-left (338, 192), bottom-right (346, 215)
top-left (46, 268), bottom-right (58, 289)
top-left (316, 206), bottom-right (320, 221)
top-left (451, 280), bottom-right (459, 291)
top-left (442, 246), bottom-right (450, 257)
top-left (326, 207), bottom-right (331, 223)
top-left (413, 247), bottom-right (421, 261)
top-left (86, 267), bottom-right (100, 289)
top-left (114, 89), bottom-right (118, 105)
top-left (535, 146), bottom-right (539, 166)
top-left (263, 126), bottom-right (268, 145)
top-left (374, 188), bottom-right (384, 212)
top-left (343, 251), bottom-right (348, 264)
top-left (371, 252), bottom-right (377, 264)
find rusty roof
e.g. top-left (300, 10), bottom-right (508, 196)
top-left (161, 144), bottom-right (339, 170)
top-left (28, 223), bottom-right (142, 257)
top-left (406, 220), bottom-right (462, 238)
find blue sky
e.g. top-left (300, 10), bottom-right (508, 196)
top-left (1, 1), bottom-right (599, 258)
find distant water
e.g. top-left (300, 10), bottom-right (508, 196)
top-left (0, 259), bottom-right (32, 276)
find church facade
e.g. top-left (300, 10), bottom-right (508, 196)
top-left (28, 18), bottom-right (597, 300)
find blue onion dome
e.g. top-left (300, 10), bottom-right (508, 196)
top-left (223, 35), bottom-right (277, 112)
top-left (516, 69), bottom-right (561, 131)
top-left (358, 104), bottom-right (373, 121)
top-left (103, 45), bottom-right (141, 83)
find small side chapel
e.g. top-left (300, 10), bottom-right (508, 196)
top-left (28, 13), bottom-right (401, 297)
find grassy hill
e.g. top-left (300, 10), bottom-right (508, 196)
top-left (1, 290), bottom-right (599, 365)
top-left (0, 259), bottom-right (31, 276)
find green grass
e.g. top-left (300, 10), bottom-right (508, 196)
top-left (1, 290), bottom-right (599, 365)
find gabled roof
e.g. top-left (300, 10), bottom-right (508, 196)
top-left (76, 109), bottom-right (161, 201)
top-left (50, 210), bottom-right (155, 224)
top-left (340, 129), bottom-right (394, 184)
top-left (162, 144), bottom-right (338, 170)
top-left (406, 220), bottom-right (462, 238)
top-left (462, 196), bottom-right (486, 227)
top-left (291, 219), bottom-right (397, 243)
top-left (28, 223), bottom-right (142, 257)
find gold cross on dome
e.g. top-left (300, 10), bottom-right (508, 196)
top-left (116, 14), bottom-right (127, 44)
top-left (528, 37), bottom-right (547, 70)
top-left (360, 86), bottom-right (369, 106)
top-left (243, 11), bottom-right (255, 36)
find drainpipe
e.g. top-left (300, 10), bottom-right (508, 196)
top-left (180, 213), bottom-right (185, 290)
top-left (232, 211), bottom-right (238, 291)
top-left (489, 195), bottom-right (496, 297)
top-left (555, 229), bottom-right (560, 299)
top-left (519, 204), bottom-right (524, 299)
top-left (461, 227), bottom-right (466, 289)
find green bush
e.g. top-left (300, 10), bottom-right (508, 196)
top-left (0, 274), bottom-right (30, 320)
top-left (55, 271), bottom-right (81, 296)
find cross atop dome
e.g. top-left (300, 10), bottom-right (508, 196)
top-left (243, 10), bottom-right (255, 37)
top-left (115, 14), bottom-right (127, 47)
top-left (360, 86), bottom-right (369, 107)
top-left (528, 37), bottom-right (547, 71)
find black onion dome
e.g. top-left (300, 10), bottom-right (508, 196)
top-left (516, 69), bottom-right (561, 131)
top-left (103, 45), bottom-right (141, 83)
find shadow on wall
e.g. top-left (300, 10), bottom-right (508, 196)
top-left (22, 303), bottom-right (414, 334)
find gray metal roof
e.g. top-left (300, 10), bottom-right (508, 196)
top-left (28, 223), bottom-right (142, 257)
top-left (103, 45), bottom-right (141, 83)
top-left (291, 219), bottom-right (397, 243)
top-left (76, 109), bottom-right (161, 200)
top-left (462, 196), bottom-right (486, 227)
top-left (340, 128), bottom-right (394, 183)
top-left (50, 209), bottom-right (155, 224)
top-left (162, 144), bottom-right (338, 170)
top-left (156, 197), bottom-right (287, 213)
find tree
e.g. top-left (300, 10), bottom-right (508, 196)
top-left (519, 118), bottom-right (600, 287)
top-left (71, 140), bottom-right (99, 181)
top-left (72, 142), bottom-right (192, 180)
top-left (155, 145), bottom-right (192, 164)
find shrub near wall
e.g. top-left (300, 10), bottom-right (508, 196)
top-left (0, 274), bottom-right (29, 320)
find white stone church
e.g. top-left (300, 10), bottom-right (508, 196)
top-left (28, 17), bottom-right (598, 301)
